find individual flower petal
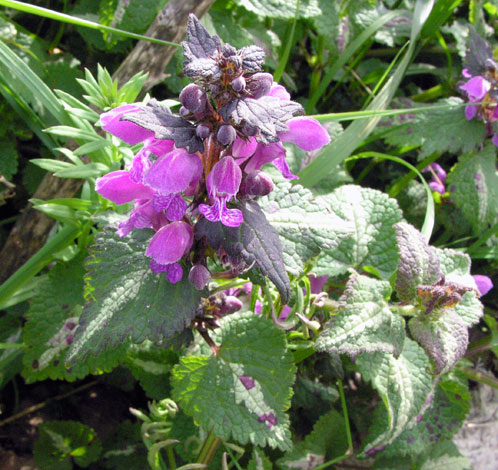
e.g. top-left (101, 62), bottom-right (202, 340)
top-left (189, 264), bottom-right (211, 290)
top-left (144, 149), bottom-right (202, 194)
top-left (492, 133), bottom-right (498, 147)
top-left (429, 181), bottom-right (446, 194)
top-left (267, 83), bottom-right (291, 101)
top-left (95, 170), bottom-right (154, 204)
top-left (232, 136), bottom-right (258, 159)
top-left (273, 153), bottom-right (298, 180)
top-left (473, 274), bottom-right (493, 296)
top-left (465, 105), bottom-right (479, 120)
top-left (206, 156), bottom-right (242, 199)
top-left (278, 117), bottom-right (331, 151)
top-left (165, 194), bottom-right (188, 221)
top-left (101, 104), bottom-right (154, 145)
top-left (309, 275), bottom-right (329, 294)
top-left (245, 142), bottom-right (284, 173)
top-left (166, 263), bottom-right (183, 283)
top-left (145, 221), bottom-right (193, 265)
top-left (462, 68), bottom-right (472, 78)
top-left (198, 198), bottom-right (243, 227)
top-left (460, 76), bottom-right (491, 101)
top-left (144, 138), bottom-right (175, 156)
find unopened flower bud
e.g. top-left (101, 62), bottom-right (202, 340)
top-left (247, 73), bottom-right (273, 99)
top-left (179, 84), bottom-right (207, 113)
top-left (217, 124), bottom-right (237, 146)
top-left (231, 76), bottom-right (246, 92)
top-left (188, 264), bottom-right (211, 290)
top-left (219, 296), bottom-right (243, 315)
top-left (239, 171), bottom-right (274, 196)
top-left (222, 44), bottom-right (237, 57)
top-left (486, 58), bottom-right (497, 72)
top-left (196, 123), bottom-right (211, 139)
top-left (180, 106), bottom-right (190, 118)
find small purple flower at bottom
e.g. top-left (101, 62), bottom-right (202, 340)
top-left (199, 156), bottom-right (243, 227)
top-left (473, 275), bottom-right (493, 296)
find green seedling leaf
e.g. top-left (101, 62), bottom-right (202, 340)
top-left (394, 222), bottom-right (441, 302)
top-left (259, 180), bottom-right (352, 277)
top-left (409, 310), bottom-right (468, 375)
top-left (172, 313), bottom-right (296, 450)
top-left (314, 185), bottom-right (403, 278)
top-left (22, 253), bottom-right (125, 383)
top-left (34, 420), bottom-right (102, 470)
top-left (384, 98), bottom-right (486, 157)
top-left (356, 338), bottom-right (432, 456)
top-left (196, 200), bottom-right (290, 303)
top-left (446, 143), bottom-right (498, 233)
top-left (67, 214), bottom-right (200, 364)
top-left (316, 272), bottom-right (405, 357)
top-left (277, 409), bottom-right (348, 469)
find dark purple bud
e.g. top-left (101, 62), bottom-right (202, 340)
top-left (196, 123), bottom-right (211, 139)
top-left (231, 76), bottom-right (246, 92)
top-left (239, 376), bottom-right (255, 390)
top-left (222, 44), bottom-right (237, 57)
top-left (179, 84), bottom-right (207, 113)
top-left (486, 58), bottom-right (497, 72)
top-left (239, 171), bottom-right (274, 197)
top-left (188, 264), bottom-right (211, 290)
top-left (219, 296), bottom-right (243, 315)
top-left (242, 123), bottom-right (258, 136)
top-left (247, 73), bottom-right (273, 99)
top-left (217, 124), bottom-right (237, 146)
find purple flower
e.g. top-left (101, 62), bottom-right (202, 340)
top-left (100, 104), bottom-right (154, 145)
top-left (95, 170), bottom-right (155, 204)
top-left (199, 156), bottom-right (243, 227)
top-left (423, 163), bottom-right (447, 195)
top-left (473, 275), bottom-right (493, 296)
top-left (460, 75), bottom-right (491, 121)
top-left (188, 264), bottom-right (211, 290)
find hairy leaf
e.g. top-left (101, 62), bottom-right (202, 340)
top-left (446, 143), bottom-right (498, 233)
top-left (463, 28), bottom-right (491, 76)
top-left (183, 13), bottom-right (221, 61)
top-left (67, 216), bottom-right (201, 364)
top-left (385, 98), bottom-right (487, 157)
top-left (172, 313), bottom-right (295, 450)
top-left (409, 310), bottom-right (468, 375)
top-left (381, 378), bottom-right (471, 458)
top-left (23, 253), bottom-right (125, 382)
top-left (222, 96), bottom-right (303, 144)
top-left (315, 185), bottom-right (403, 278)
top-left (122, 99), bottom-right (204, 154)
top-left (197, 200), bottom-right (290, 302)
top-left (277, 409), bottom-right (348, 469)
top-left (259, 180), bottom-right (351, 277)
top-left (356, 338), bottom-right (432, 456)
top-left (233, 0), bottom-right (322, 19)
top-left (316, 273), bottom-right (405, 357)
top-left (395, 222), bottom-right (441, 302)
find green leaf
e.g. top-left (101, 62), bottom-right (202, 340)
top-left (0, 313), bottom-right (23, 389)
top-left (117, 0), bottom-right (167, 35)
top-left (384, 98), bottom-right (486, 157)
top-left (356, 338), bottom-right (432, 456)
top-left (259, 180), bottom-right (352, 277)
top-left (232, 0), bottom-right (322, 19)
top-left (314, 185), bottom-right (403, 278)
top-left (34, 420), bottom-right (102, 470)
top-left (409, 310), bottom-right (468, 375)
top-left (416, 440), bottom-right (472, 470)
top-left (248, 448), bottom-right (273, 470)
top-left (394, 222), bottom-right (441, 302)
top-left (0, 139), bottom-right (18, 181)
top-left (22, 253), bottom-right (125, 383)
top-left (196, 200), bottom-right (290, 303)
top-left (316, 272), bottom-right (405, 357)
top-left (172, 313), bottom-right (296, 450)
top-left (446, 143), bottom-right (498, 233)
top-left (277, 409), bottom-right (348, 469)
top-left (67, 215), bottom-right (201, 364)
top-left (381, 377), bottom-right (471, 458)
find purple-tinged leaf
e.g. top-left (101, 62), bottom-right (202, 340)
top-left (221, 97), bottom-right (303, 144)
top-left (240, 45), bottom-right (265, 72)
top-left (463, 28), bottom-right (492, 77)
top-left (409, 310), bottom-right (469, 375)
top-left (395, 222), bottom-right (441, 302)
top-left (182, 13), bottom-right (221, 61)
top-left (196, 200), bottom-right (290, 303)
top-left (121, 100), bottom-right (204, 154)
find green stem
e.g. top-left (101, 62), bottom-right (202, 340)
top-left (196, 431), bottom-right (221, 466)
top-left (0, 224), bottom-right (80, 307)
top-left (167, 445), bottom-right (176, 470)
top-left (273, 0), bottom-right (300, 82)
top-left (458, 366), bottom-right (498, 389)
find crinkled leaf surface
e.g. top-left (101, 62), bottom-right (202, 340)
top-left (23, 253), bottom-right (125, 382)
top-left (463, 28), bottom-right (491, 76)
top-left (314, 185), bottom-right (403, 278)
top-left (277, 409), bottom-right (347, 470)
top-left (395, 222), bottom-right (441, 302)
top-left (381, 377), bottom-right (471, 458)
top-left (316, 273), bottom-right (405, 357)
top-left (385, 98), bottom-right (487, 157)
top-left (122, 99), bottom-right (203, 154)
top-left (409, 310), bottom-right (468, 375)
top-left (356, 338), bottom-right (432, 456)
top-left (222, 97), bottom-right (303, 144)
top-left (67, 215), bottom-right (201, 364)
top-left (233, 0), bottom-right (322, 18)
top-left (259, 180), bottom-right (351, 277)
top-left (197, 200), bottom-right (290, 303)
top-left (446, 143), bottom-right (498, 233)
top-left (182, 13), bottom-right (221, 61)
top-left (171, 313), bottom-right (295, 450)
